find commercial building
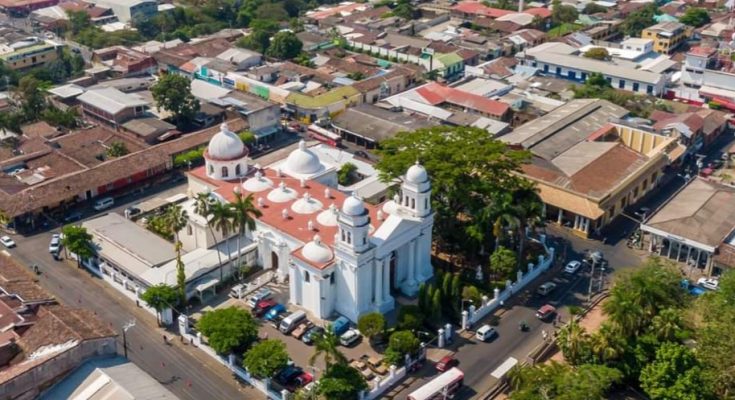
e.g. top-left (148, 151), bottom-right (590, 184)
top-left (87, 0), bottom-right (156, 23)
top-left (0, 37), bottom-right (61, 71)
top-left (516, 42), bottom-right (667, 96)
top-left (331, 104), bottom-right (438, 149)
top-left (77, 87), bottom-right (149, 126)
top-left (501, 99), bottom-right (682, 237)
top-left (641, 178), bottom-right (735, 275)
top-left (641, 21), bottom-right (692, 55)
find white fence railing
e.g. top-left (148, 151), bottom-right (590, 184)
top-left (467, 236), bottom-right (555, 327)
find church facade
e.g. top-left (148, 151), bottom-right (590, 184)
top-left (181, 123), bottom-right (434, 322)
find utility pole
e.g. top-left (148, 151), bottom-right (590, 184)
top-left (587, 258), bottom-right (596, 302)
top-left (122, 320), bottom-right (136, 359)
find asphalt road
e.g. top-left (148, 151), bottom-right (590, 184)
top-left (2, 183), bottom-right (259, 400)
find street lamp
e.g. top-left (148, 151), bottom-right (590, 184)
top-left (122, 319), bottom-right (136, 359)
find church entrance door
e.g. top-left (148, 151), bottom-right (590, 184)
top-left (271, 252), bottom-right (279, 270)
top-left (389, 251), bottom-right (397, 294)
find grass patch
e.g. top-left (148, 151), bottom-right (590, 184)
top-left (548, 23), bottom-right (583, 38)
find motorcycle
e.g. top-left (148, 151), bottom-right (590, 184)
top-left (519, 321), bottom-right (529, 332)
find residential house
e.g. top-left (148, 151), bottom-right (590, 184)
top-left (215, 47), bottom-right (262, 71)
top-left (86, 0), bottom-right (156, 23)
top-left (92, 45), bottom-right (158, 77)
top-left (0, 0), bottom-right (59, 14)
top-left (0, 36), bottom-right (61, 71)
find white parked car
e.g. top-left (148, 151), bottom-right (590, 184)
top-left (697, 277), bottom-right (719, 291)
top-left (340, 329), bottom-right (361, 347)
top-left (49, 234), bottom-right (61, 254)
top-left (564, 260), bottom-right (582, 274)
top-left (0, 236), bottom-right (16, 248)
top-left (246, 287), bottom-right (273, 308)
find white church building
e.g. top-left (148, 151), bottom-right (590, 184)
top-left (180, 123), bottom-right (434, 322)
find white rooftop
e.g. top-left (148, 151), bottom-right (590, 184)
top-left (77, 87), bottom-right (148, 114)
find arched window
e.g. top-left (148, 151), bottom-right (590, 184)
top-left (235, 164), bottom-right (242, 176)
top-left (411, 198), bottom-right (415, 209)
top-left (304, 270), bottom-right (310, 282)
top-left (221, 166), bottom-right (229, 178)
top-left (347, 232), bottom-right (352, 244)
top-left (208, 164), bottom-right (214, 174)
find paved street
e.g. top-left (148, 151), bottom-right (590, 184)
top-left (2, 182), bottom-right (260, 400)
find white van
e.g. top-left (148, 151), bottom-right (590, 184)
top-left (93, 197), bottom-right (114, 211)
top-left (279, 310), bottom-right (306, 334)
top-left (476, 324), bottom-right (497, 342)
top-left (229, 284), bottom-right (246, 299)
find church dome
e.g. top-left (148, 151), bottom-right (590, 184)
top-left (301, 235), bottom-right (333, 264)
top-left (267, 182), bottom-right (298, 203)
top-left (291, 193), bottom-right (324, 214)
top-left (342, 194), bottom-right (365, 216)
top-left (405, 161), bottom-right (428, 184)
top-left (207, 122), bottom-right (246, 160)
top-left (285, 140), bottom-right (322, 175)
top-left (317, 203), bottom-right (339, 226)
top-left (242, 171), bottom-right (273, 192)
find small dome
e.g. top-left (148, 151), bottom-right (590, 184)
top-left (291, 193), bottom-right (324, 214)
top-left (207, 122), bottom-right (246, 161)
top-left (267, 182), bottom-right (298, 203)
top-left (406, 161), bottom-right (428, 184)
top-left (242, 171), bottom-right (273, 192)
top-left (317, 204), bottom-right (339, 226)
top-left (301, 235), bottom-right (333, 264)
top-left (342, 193), bottom-right (365, 216)
top-left (285, 140), bottom-right (322, 175)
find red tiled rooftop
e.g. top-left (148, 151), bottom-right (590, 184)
top-left (524, 7), bottom-right (551, 18)
top-left (416, 82), bottom-right (510, 118)
top-left (188, 165), bottom-right (388, 269)
top-left (452, 1), bottom-right (515, 18)
top-left (687, 46), bottom-right (717, 57)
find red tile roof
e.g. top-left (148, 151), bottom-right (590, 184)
top-left (524, 7), bottom-right (552, 18)
top-left (416, 82), bottom-right (510, 118)
top-left (687, 46), bottom-right (717, 57)
top-left (452, 1), bottom-right (515, 18)
top-left (187, 164), bottom-right (387, 269)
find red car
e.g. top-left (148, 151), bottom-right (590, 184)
top-left (536, 304), bottom-right (556, 320)
top-left (286, 372), bottom-right (313, 392)
top-left (252, 299), bottom-right (277, 317)
top-left (435, 355), bottom-right (459, 372)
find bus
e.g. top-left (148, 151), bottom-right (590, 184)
top-left (307, 124), bottom-right (342, 147)
top-left (408, 367), bottom-right (464, 400)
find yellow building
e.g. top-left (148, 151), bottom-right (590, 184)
top-left (642, 21), bottom-right (693, 55)
top-left (501, 99), bottom-right (684, 238)
top-left (0, 40), bottom-right (61, 71)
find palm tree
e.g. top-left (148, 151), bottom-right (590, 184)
top-left (194, 192), bottom-right (225, 280)
top-left (164, 205), bottom-right (188, 306)
top-left (603, 290), bottom-right (645, 336)
top-left (510, 188), bottom-right (543, 269)
top-left (165, 204), bottom-right (188, 244)
top-left (230, 190), bottom-right (262, 280)
top-left (309, 327), bottom-right (347, 367)
top-left (650, 307), bottom-right (683, 342)
top-left (589, 324), bottom-right (624, 363)
top-left (210, 200), bottom-right (235, 282)
top-left (556, 318), bottom-right (590, 365)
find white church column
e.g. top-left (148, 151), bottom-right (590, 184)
top-left (375, 259), bottom-right (383, 304)
top-left (383, 258), bottom-right (390, 299)
top-left (408, 240), bottom-right (417, 285)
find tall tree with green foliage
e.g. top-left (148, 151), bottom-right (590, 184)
top-left (397, 305), bottom-right (425, 332)
top-left (376, 126), bottom-right (531, 255)
top-left (640, 342), bottom-right (711, 400)
top-left (243, 339), bottom-right (289, 379)
top-left (309, 328), bottom-right (347, 367)
top-left (210, 200), bottom-right (235, 280)
top-left (508, 362), bottom-right (622, 399)
top-left (267, 31), bottom-right (303, 60)
top-left (551, 0), bottom-right (579, 26)
top-left (230, 190), bottom-right (262, 279)
top-left (337, 162), bottom-right (358, 186)
top-left (61, 224), bottom-right (95, 268)
top-left (194, 192), bottom-right (225, 278)
top-left (431, 289), bottom-right (443, 322)
top-left (385, 330), bottom-right (420, 366)
top-left (679, 8), bottom-right (710, 27)
top-left (556, 318), bottom-right (592, 365)
top-left (621, 3), bottom-right (657, 37)
top-left (140, 284), bottom-right (179, 325)
top-left (357, 312), bottom-right (385, 342)
top-left (196, 307), bottom-right (259, 354)
top-left (318, 363), bottom-right (368, 400)
top-left (15, 76), bottom-right (45, 120)
top-left (489, 246), bottom-right (516, 281)
top-left (151, 73), bottom-right (200, 129)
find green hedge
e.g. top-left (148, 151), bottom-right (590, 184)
top-left (173, 147), bottom-right (205, 168)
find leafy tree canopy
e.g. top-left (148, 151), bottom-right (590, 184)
top-left (551, 0), bottom-right (579, 26)
top-left (509, 362), bottom-right (622, 400)
top-left (196, 307), bottom-right (258, 354)
top-left (583, 47), bottom-right (610, 60)
top-left (489, 246), bottom-right (517, 281)
top-left (151, 74), bottom-right (200, 128)
top-left (357, 312), bottom-right (385, 340)
top-left (318, 363), bottom-right (368, 400)
top-left (60, 224), bottom-right (95, 261)
top-left (679, 8), bottom-right (710, 28)
top-left (640, 342), bottom-right (711, 400)
top-left (621, 4), bottom-right (658, 37)
top-left (376, 126), bottom-right (531, 252)
top-left (267, 31), bottom-right (303, 60)
top-left (243, 339), bottom-right (289, 379)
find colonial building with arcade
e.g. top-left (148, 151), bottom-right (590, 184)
top-left (181, 122), bottom-right (434, 322)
